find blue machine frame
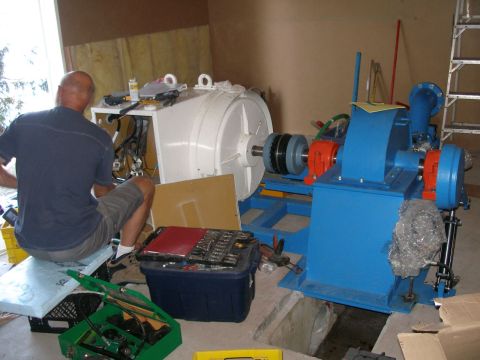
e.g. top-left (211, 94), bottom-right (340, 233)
top-left (239, 187), bottom-right (310, 255)
top-left (281, 108), bottom-right (432, 313)
top-left (240, 82), bottom-right (465, 314)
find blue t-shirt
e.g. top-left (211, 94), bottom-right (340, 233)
top-left (0, 106), bottom-right (114, 251)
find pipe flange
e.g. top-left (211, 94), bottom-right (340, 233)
top-left (286, 135), bottom-right (308, 175)
top-left (409, 82), bottom-right (444, 117)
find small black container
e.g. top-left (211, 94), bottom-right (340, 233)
top-left (28, 293), bottom-right (102, 333)
top-left (28, 263), bottom-right (110, 333)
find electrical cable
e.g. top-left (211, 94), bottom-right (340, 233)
top-left (111, 117), bottom-right (125, 183)
top-left (76, 293), bottom-right (149, 359)
top-left (112, 114), bottom-right (151, 179)
top-left (106, 114), bottom-right (123, 145)
top-left (112, 117), bottom-right (137, 180)
top-left (76, 294), bottom-right (112, 348)
top-left (136, 117), bottom-right (143, 158)
top-left (112, 172), bottom-right (126, 184)
top-left (125, 155), bottom-right (133, 179)
top-left (115, 119), bottom-right (137, 155)
top-left (108, 298), bottom-right (147, 357)
top-left (314, 113), bottom-right (350, 139)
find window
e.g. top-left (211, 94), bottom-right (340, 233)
top-left (0, 0), bottom-right (64, 127)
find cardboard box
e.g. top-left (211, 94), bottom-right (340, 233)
top-left (398, 293), bottom-right (480, 360)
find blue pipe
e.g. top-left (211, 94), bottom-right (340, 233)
top-left (394, 150), bottom-right (424, 172)
top-left (409, 82), bottom-right (444, 136)
top-left (351, 52), bottom-right (361, 114)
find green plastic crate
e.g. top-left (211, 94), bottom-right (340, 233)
top-left (58, 270), bottom-right (181, 359)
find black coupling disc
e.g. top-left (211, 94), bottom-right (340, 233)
top-left (272, 134), bottom-right (291, 174)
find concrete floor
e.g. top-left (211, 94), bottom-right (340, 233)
top-left (0, 253), bottom-right (315, 359)
top-left (0, 159), bottom-right (479, 359)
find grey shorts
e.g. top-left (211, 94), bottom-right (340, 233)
top-left (26, 181), bottom-right (144, 262)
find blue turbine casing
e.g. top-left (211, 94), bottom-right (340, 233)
top-left (341, 108), bottom-right (410, 183)
top-left (280, 105), bottom-right (463, 313)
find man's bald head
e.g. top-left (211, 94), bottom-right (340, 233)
top-left (56, 71), bottom-right (95, 113)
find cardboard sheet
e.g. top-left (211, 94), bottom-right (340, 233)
top-left (438, 323), bottom-right (480, 360)
top-left (436, 293), bottom-right (480, 326)
top-left (351, 102), bottom-right (405, 113)
top-left (398, 293), bottom-right (480, 360)
top-left (398, 333), bottom-right (447, 360)
top-left (150, 174), bottom-right (241, 230)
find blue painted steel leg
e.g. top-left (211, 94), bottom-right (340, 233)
top-left (436, 281), bottom-right (446, 299)
top-left (262, 176), bottom-right (313, 196)
top-left (239, 190), bottom-right (311, 255)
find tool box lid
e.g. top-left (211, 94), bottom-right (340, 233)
top-left (138, 226), bottom-right (261, 277)
top-left (66, 269), bottom-right (180, 329)
top-left (139, 242), bottom-right (260, 278)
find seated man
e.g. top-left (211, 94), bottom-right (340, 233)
top-left (0, 71), bottom-right (154, 284)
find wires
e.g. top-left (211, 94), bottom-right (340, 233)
top-left (76, 293), bottom-right (111, 348)
top-left (76, 293), bottom-right (147, 359)
top-left (111, 115), bottom-right (150, 181)
top-left (314, 113), bottom-right (350, 139)
top-left (108, 297), bottom-right (147, 357)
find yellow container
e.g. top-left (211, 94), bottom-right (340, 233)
top-left (193, 349), bottom-right (283, 360)
top-left (1, 221), bottom-right (29, 264)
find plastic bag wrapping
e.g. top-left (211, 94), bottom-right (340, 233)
top-left (413, 140), bottom-right (432, 153)
top-left (389, 199), bottom-right (446, 278)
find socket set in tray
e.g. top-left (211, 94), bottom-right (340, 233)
top-left (137, 227), bottom-right (256, 267)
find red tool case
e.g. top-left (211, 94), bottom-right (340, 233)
top-left (137, 226), bottom-right (260, 322)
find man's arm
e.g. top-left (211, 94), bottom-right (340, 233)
top-left (0, 159), bottom-right (17, 189)
top-left (93, 183), bottom-right (115, 197)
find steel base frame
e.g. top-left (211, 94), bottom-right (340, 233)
top-left (279, 257), bottom-right (455, 313)
top-left (239, 187), bottom-right (311, 255)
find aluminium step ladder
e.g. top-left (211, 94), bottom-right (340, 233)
top-left (440, 0), bottom-right (480, 144)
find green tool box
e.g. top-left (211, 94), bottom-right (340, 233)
top-left (58, 270), bottom-right (182, 359)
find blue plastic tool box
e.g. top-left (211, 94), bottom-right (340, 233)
top-left (139, 227), bottom-right (260, 322)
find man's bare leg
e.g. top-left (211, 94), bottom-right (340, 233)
top-left (119, 176), bottom-right (154, 247)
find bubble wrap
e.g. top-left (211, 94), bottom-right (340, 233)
top-left (389, 199), bottom-right (446, 278)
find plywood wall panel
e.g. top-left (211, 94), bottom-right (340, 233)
top-left (208, 0), bottom-right (475, 146)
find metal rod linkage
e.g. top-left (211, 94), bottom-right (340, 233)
top-left (435, 209), bottom-right (460, 292)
